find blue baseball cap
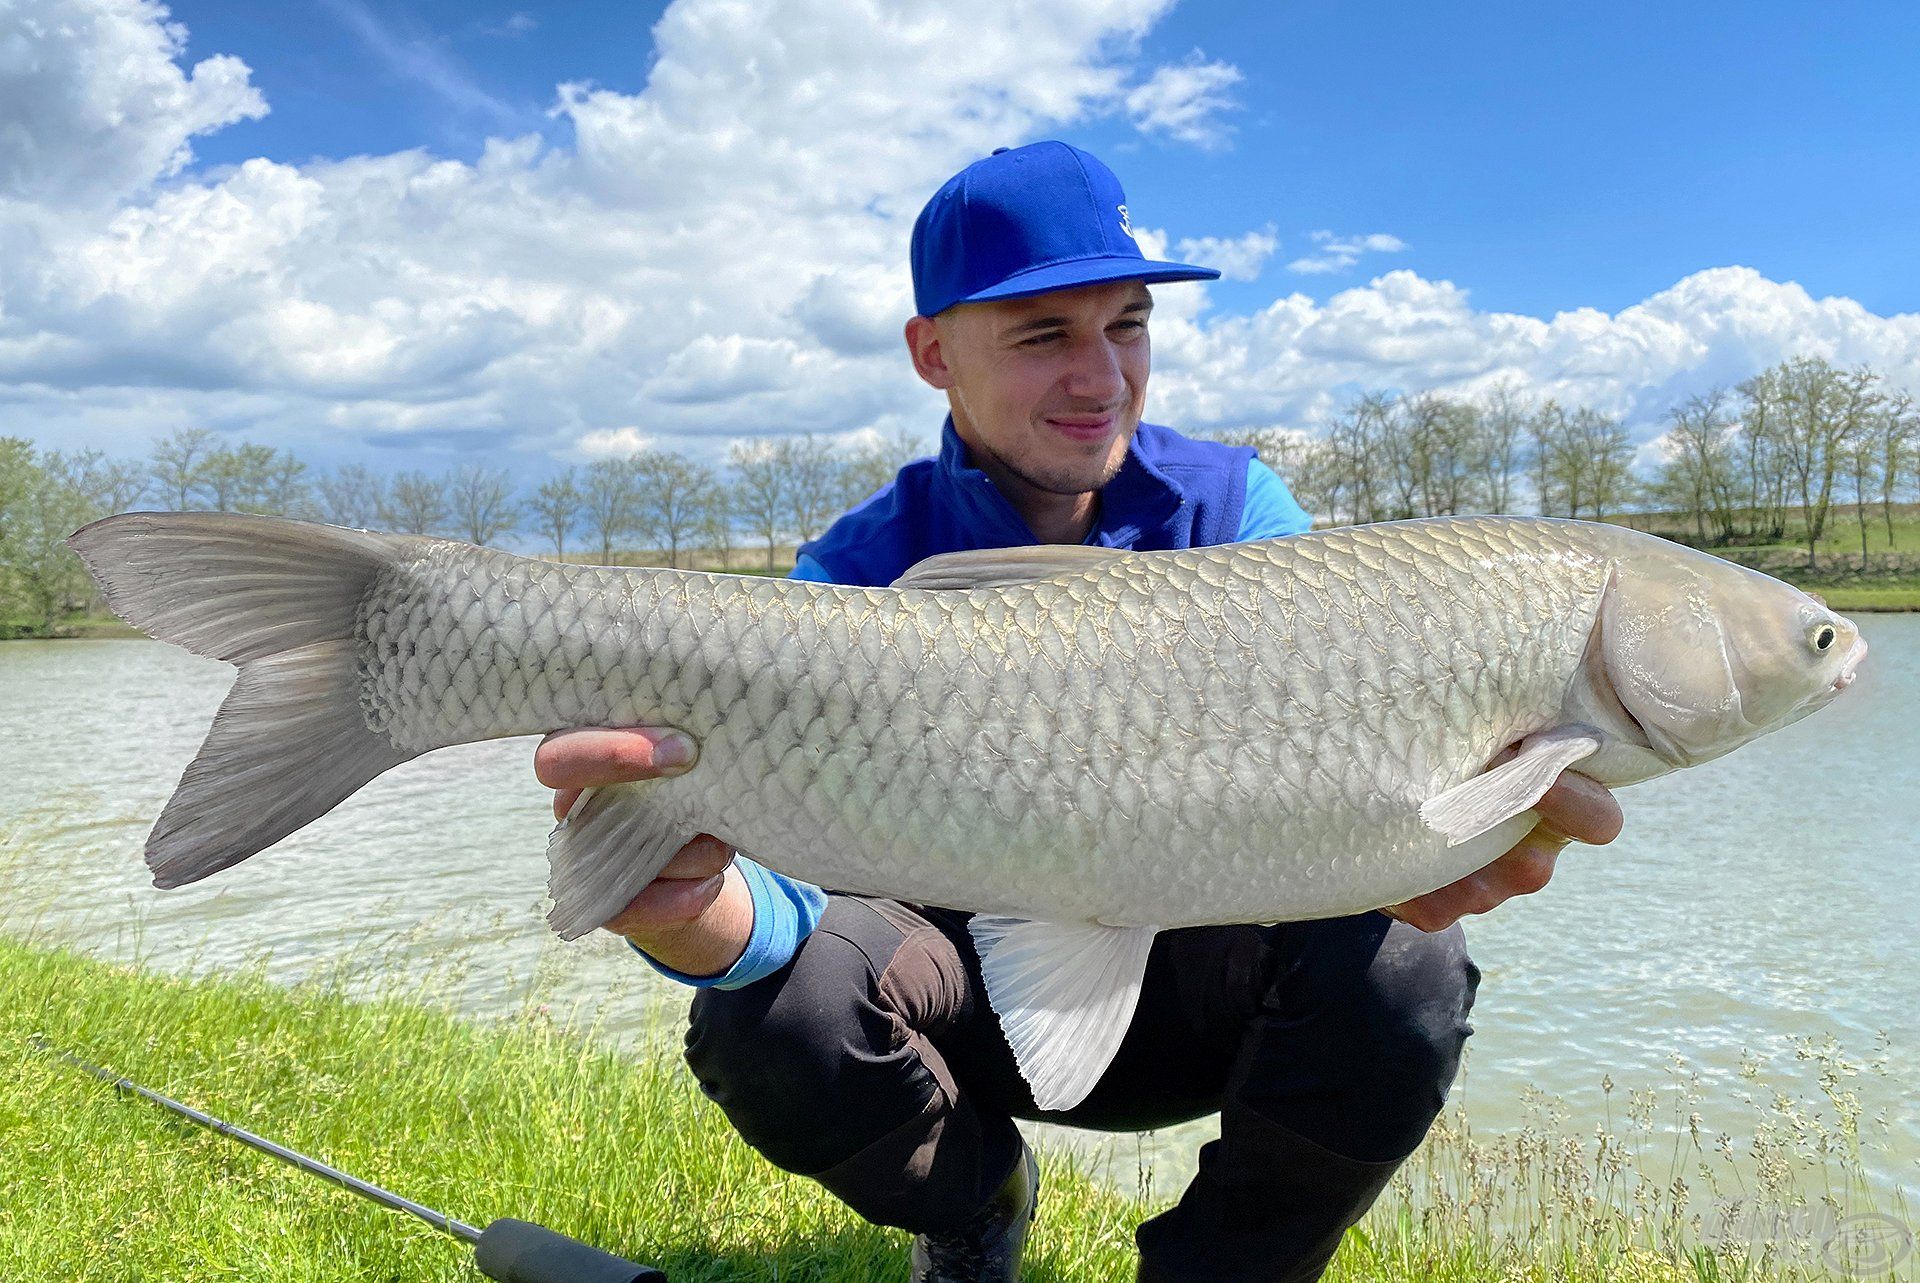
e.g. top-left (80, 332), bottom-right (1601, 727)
top-left (910, 141), bottom-right (1221, 318)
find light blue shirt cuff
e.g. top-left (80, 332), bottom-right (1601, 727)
top-left (629, 855), bottom-right (828, 990)
top-left (790, 552), bottom-right (836, 582)
top-left (1236, 458), bottom-right (1313, 540)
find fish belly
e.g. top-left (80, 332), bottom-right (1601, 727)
top-left (361, 519), bottom-right (1610, 928)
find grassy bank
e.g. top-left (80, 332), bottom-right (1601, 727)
top-left (4, 936), bottom-right (1907, 1281)
top-left (1, 611), bottom-right (143, 640)
top-left (3, 936), bottom-right (1141, 1281)
top-left (1809, 580), bottom-right (1920, 612)
top-left (1630, 504), bottom-right (1920, 610)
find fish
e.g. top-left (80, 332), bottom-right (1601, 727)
top-left (67, 511), bottom-right (1865, 1110)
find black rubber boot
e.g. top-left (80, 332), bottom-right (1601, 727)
top-left (909, 1138), bottom-right (1040, 1282)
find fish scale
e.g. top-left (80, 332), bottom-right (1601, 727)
top-left (344, 517), bottom-right (1600, 928)
top-left (69, 509), bottom-right (1862, 1112)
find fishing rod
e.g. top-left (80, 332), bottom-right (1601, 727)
top-left (30, 1037), bottom-right (667, 1283)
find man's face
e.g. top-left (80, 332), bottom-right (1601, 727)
top-left (910, 279), bottom-right (1152, 496)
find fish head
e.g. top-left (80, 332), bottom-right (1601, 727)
top-left (1597, 540), bottom-right (1865, 769)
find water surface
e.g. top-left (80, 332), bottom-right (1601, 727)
top-left (3, 619), bottom-right (1914, 1206)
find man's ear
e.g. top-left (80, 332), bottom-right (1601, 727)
top-left (905, 314), bottom-right (955, 390)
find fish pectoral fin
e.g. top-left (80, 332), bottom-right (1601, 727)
top-left (967, 915), bottom-right (1158, 1113)
top-left (545, 782), bottom-right (696, 941)
top-left (890, 544), bottom-right (1126, 590)
top-left (1419, 724), bottom-right (1604, 848)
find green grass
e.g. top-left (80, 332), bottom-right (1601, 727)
top-left (1, 936), bottom-right (1147, 1281)
top-left (3, 933), bottom-right (1908, 1281)
top-left (1813, 582), bottom-right (1920, 612)
top-left (0, 611), bottom-right (143, 640)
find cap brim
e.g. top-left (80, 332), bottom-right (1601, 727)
top-left (956, 255), bottom-right (1221, 308)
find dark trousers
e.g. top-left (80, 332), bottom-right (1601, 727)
top-left (683, 895), bottom-right (1480, 1282)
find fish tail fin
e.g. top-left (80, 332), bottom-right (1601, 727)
top-left (66, 512), bottom-right (420, 887)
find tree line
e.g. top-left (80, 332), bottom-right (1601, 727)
top-left (1211, 355), bottom-right (1917, 569)
top-left (0, 427), bottom-right (924, 633)
top-left (4, 354), bottom-right (1916, 634)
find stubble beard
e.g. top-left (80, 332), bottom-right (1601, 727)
top-left (982, 423), bottom-right (1136, 497)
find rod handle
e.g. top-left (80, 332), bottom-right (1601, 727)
top-left (473, 1218), bottom-right (666, 1283)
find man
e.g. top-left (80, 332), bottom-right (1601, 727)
top-left (534, 142), bottom-right (1622, 1281)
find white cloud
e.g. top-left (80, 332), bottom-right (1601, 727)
top-left (1146, 266), bottom-right (1920, 439)
top-left (575, 427), bottom-right (652, 459)
top-left (0, 0), bottom-right (266, 208)
top-left (1286, 229), bottom-right (1409, 275)
top-left (1175, 226), bottom-right (1278, 281)
top-left (1, 0), bottom-right (1916, 481)
top-left (476, 12), bottom-right (537, 39)
top-left (320, 0), bottom-right (520, 126)
top-left (1125, 51), bottom-right (1242, 148)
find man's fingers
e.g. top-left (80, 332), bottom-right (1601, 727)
top-left (1386, 826), bottom-right (1569, 932)
top-left (534, 726), bottom-right (698, 791)
top-left (604, 871), bottom-right (729, 934)
top-left (602, 836), bottom-right (734, 935)
top-left (1534, 770), bottom-right (1622, 846)
top-left (657, 834), bottom-right (733, 879)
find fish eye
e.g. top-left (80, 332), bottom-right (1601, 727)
top-left (1812, 624), bottom-right (1837, 652)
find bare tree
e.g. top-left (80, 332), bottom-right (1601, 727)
top-left (448, 463), bottom-right (517, 546)
top-left (730, 439), bottom-right (790, 570)
top-left (700, 500), bottom-right (738, 570)
top-left (525, 469), bottom-right (583, 559)
top-left (316, 464), bottom-right (388, 528)
top-left (1656, 389), bottom-right (1738, 543)
top-left (199, 443), bottom-right (281, 512)
top-left (1321, 393), bottom-right (1394, 525)
top-left (1877, 391), bottom-right (1917, 546)
top-left (1207, 425), bottom-right (1329, 525)
top-left (385, 470), bottom-right (451, 535)
top-left (1575, 408), bottom-right (1637, 520)
top-left (1478, 381), bottom-right (1530, 515)
top-left (1845, 423), bottom-right (1879, 561)
top-left (1753, 357), bottom-right (1882, 568)
top-left (255, 450), bottom-right (312, 517)
top-left (633, 450), bottom-right (714, 569)
top-left (149, 426), bottom-right (216, 509)
top-left (580, 457), bottom-right (642, 564)
top-left (781, 433), bottom-right (845, 547)
top-left (837, 428), bottom-right (929, 513)
top-left (51, 449), bottom-right (148, 515)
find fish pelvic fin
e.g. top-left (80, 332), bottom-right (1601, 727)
top-left (968, 915), bottom-right (1159, 1113)
top-left (66, 513), bottom-right (422, 886)
top-left (545, 782), bottom-right (698, 940)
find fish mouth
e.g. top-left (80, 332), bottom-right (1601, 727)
top-left (1833, 637), bottom-right (1868, 691)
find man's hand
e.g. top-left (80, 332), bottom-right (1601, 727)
top-left (1384, 766), bottom-right (1622, 932)
top-left (534, 726), bottom-right (753, 978)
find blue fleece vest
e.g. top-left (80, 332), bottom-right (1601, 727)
top-left (798, 417), bottom-right (1256, 588)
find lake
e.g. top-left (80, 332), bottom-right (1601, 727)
top-left (2, 618), bottom-right (1914, 1209)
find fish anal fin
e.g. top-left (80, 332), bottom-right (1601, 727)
top-left (967, 915), bottom-right (1158, 1113)
top-left (546, 782), bottom-right (700, 940)
top-left (1420, 724), bottom-right (1603, 847)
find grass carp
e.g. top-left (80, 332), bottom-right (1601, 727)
top-left (68, 512), bottom-right (1864, 1109)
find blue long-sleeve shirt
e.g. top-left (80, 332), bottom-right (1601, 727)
top-left (632, 446), bottom-right (1310, 990)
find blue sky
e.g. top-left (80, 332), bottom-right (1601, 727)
top-left (2, 0), bottom-right (1916, 478)
top-left (170, 0), bottom-right (1919, 318)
